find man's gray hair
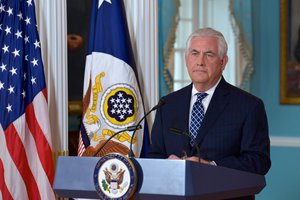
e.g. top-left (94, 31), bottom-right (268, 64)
top-left (185, 27), bottom-right (228, 58)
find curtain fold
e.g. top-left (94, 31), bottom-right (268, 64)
top-left (35, 0), bottom-right (68, 157)
top-left (230, 0), bottom-right (254, 91)
top-left (158, 0), bottom-right (180, 97)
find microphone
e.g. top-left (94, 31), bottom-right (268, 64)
top-left (169, 127), bottom-right (201, 163)
top-left (92, 125), bottom-right (142, 157)
top-left (128, 99), bottom-right (166, 158)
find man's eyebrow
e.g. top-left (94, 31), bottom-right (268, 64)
top-left (204, 50), bottom-right (217, 55)
top-left (189, 49), bottom-right (216, 54)
top-left (203, 49), bottom-right (215, 53)
top-left (189, 49), bottom-right (199, 53)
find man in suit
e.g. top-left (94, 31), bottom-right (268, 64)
top-left (147, 27), bottom-right (271, 200)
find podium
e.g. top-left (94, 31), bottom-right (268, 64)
top-left (53, 156), bottom-right (265, 199)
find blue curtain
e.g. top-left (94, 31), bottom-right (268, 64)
top-left (230, 0), bottom-right (254, 91)
top-left (158, 0), bottom-right (179, 97)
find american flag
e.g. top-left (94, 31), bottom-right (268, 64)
top-left (0, 0), bottom-right (55, 199)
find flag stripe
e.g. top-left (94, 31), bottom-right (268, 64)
top-left (0, 100), bottom-right (55, 200)
top-left (78, 134), bottom-right (85, 156)
top-left (0, 126), bottom-right (28, 200)
top-left (42, 87), bottom-right (48, 102)
top-left (13, 114), bottom-right (55, 200)
top-left (26, 92), bottom-right (54, 184)
top-left (0, 160), bottom-right (13, 200)
top-left (4, 124), bottom-right (41, 200)
top-left (33, 89), bottom-right (52, 145)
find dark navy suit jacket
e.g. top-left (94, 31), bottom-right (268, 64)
top-left (147, 77), bottom-right (271, 176)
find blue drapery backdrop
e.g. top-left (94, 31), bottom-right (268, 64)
top-left (230, 0), bottom-right (254, 91)
top-left (158, 0), bottom-right (179, 97)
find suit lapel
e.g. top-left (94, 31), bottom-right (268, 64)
top-left (174, 84), bottom-right (193, 151)
top-left (180, 84), bottom-right (193, 130)
top-left (195, 78), bottom-right (230, 146)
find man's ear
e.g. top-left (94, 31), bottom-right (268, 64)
top-left (221, 55), bottom-right (228, 70)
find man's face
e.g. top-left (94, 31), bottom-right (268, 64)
top-left (185, 36), bottom-right (227, 91)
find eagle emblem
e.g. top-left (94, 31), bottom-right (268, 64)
top-left (101, 163), bottom-right (128, 194)
top-left (94, 154), bottom-right (137, 199)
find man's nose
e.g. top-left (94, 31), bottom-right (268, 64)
top-left (196, 54), bottom-right (204, 66)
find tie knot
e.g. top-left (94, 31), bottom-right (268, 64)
top-left (196, 92), bottom-right (208, 102)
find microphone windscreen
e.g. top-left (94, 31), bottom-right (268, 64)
top-left (158, 99), bottom-right (166, 107)
top-left (152, 99), bottom-right (166, 111)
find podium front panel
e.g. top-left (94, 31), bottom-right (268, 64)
top-left (53, 156), bottom-right (265, 199)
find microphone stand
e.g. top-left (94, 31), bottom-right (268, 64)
top-left (128, 99), bottom-right (166, 158)
top-left (92, 125), bottom-right (141, 157)
top-left (169, 127), bottom-right (201, 163)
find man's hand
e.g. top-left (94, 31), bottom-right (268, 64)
top-left (167, 154), bottom-right (211, 164)
top-left (168, 154), bottom-right (181, 160)
top-left (184, 156), bottom-right (210, 164)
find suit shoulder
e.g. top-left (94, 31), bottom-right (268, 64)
top-left (225, 83), bottom-right (264, 105)
top-left (157, 84), bottom-right (192, 110)
top-left (161, 84), bottom-right (191, 101)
